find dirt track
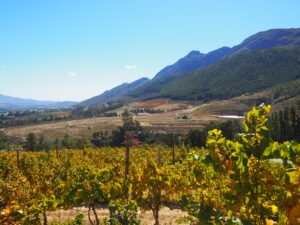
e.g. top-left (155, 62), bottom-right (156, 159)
top-left (47, 207), bottom-right (188, 225)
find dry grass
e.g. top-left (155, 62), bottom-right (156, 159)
top-left (192, 100), bottom-right (250, 119)
top-left (48, 111), bottom-right (71, 117)
top-left (232, 90), bottom-right (273, 101)
top-left (47, 207), bottom-right (188, 225)
top-left (4, 105), bottom-right (220, 137)
top-left (4, 117), bottom-right (122, 138)
top-left (271, 95), bottom-right (300, 112)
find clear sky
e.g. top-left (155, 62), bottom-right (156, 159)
top-left (0, 0), bottom-right (299, 101)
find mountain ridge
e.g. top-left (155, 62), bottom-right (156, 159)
top-left (130, 46), bottom-right (300, 101)
top-left (0, 94), bottom-right (77, 110)
top-left (80, 28), bottom-right (300, 106)
top-left (152, 47), bottom-right (232, 80)
top-left (153, 28), bottom-right (300, 80)
top-left (79, 77), bottom-right (150, 107)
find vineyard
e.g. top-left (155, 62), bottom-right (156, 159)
top-left (134, 99), bottom-right (168, 109)
top-left (0, 106), bottom-right (299, 225)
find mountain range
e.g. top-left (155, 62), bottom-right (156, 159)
top-left (80, 28), bottom-right (300, 106)
top-left (130, 46), bottom-right (300, 101)
top-left (152, 28), bottom-right (300, 80)
top-left (0, 94), bottom-right (76, 110)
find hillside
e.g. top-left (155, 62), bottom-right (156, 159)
top-left (193, 79), bottom-right (300, 118)
top-left (231, 28), bottom-right (300, 54)
top-left (79, 28), bottom-right (300, 107)
top-left (153, 47), bottom-right (232, 79)
top-left (79, 77), bottom-right (150, 107)
top-left (130, 46), bottom-right (300, 101)
top-left (153, 28), bottom-right (300, 80)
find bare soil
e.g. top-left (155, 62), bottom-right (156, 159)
top-left (47, 207), bottom-right (188, 225)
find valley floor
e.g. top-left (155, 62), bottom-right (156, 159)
top-left (3, 106), bottom-right (219, 138)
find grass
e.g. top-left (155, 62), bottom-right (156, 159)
top-left (4, 117), bottom-right (122, 138)
top-left (192, 100), bottom-right (250, 119)
top-left (271, 95), bottom-right (300, 112)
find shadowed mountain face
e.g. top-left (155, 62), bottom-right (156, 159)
top-left (79, 77), bottom-right (150, 107)
top-left (231, 28), bottom-right (300, 54)
top-left (153, 47), bottom-right (232, 79)
top-left (129, 46), bottom-right (300, 101)
top-left (153, 28), bottom-right (300, 80)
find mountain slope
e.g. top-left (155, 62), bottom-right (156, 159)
top-left (231, 28), bottom-right (300, 54)
top-left (153, 28), bottom-right (300, 80)
top-left (81, 28), bottom-right (300, 106)
top-left (129, 46), bottom-right (300, 101)
top-left (153, 47), bottom-right (232, 79)
top-left (0, 94), bottom-right (54, 107)
top-left (79, 77), bottom-right (150, 106)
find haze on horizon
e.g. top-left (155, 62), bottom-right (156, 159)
top-left (0, 0), bottom-right (299, 102)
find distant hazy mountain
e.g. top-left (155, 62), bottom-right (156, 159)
top-left (129, 46), bottom-right (300, 101)
top-left (49, 101), bottom-right (77, 108)
top-left (79, 77), bottom-right (150, 106)
top-left (0, 94), bottom-right (76, 110)
top-left (153, 28), bottom-right (300, 80)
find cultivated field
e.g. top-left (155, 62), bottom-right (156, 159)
top-left (3, 105), bottom-right (219, 138)
top-left (4, 117), bottom-right (122, 138)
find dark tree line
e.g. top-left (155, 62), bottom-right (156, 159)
top-left (0, 131), bottom-right (23, 150)
top-left (91, 118), bottom-right (243, 149)
top-left (268, 106), bottom-right (300, 142)
top-left (24, 133), bottom-right (93, 151)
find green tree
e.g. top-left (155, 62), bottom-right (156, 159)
top-left (112, 109), bottom-right (145, 147)
top-left (37, 134), bottom-right (48, 151)
top-left (290, 106), bottom-right (297, 139)
top-left (185, 129), bottom-right (205, 147)
top-left (0, 131), bottom-right (8, 150)
top-left (92, 131), bottom-right (112, 147)
top-left (25, 133), bottom-right (38, 151)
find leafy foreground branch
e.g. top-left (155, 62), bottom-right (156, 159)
top-left (0, 105), bottom-right (299, 225)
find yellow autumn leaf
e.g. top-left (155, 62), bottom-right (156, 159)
top-left (271, 205), bottom-right (278, 214)
top-left (266, 219), bottom-right (275, 225)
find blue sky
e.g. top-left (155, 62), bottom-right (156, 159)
top-left (0, 0), bottom-right (299, 101)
